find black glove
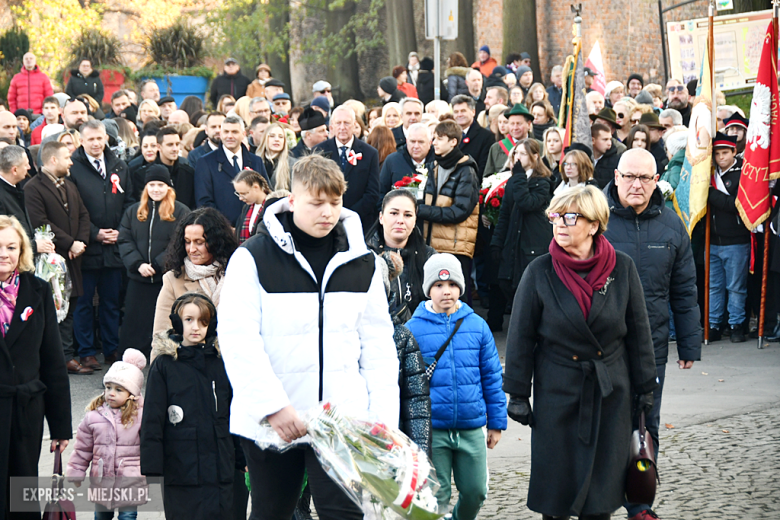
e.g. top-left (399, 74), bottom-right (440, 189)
top-left (637, 392), bottom-right (654, 416)
top-left (507, 396), bottom-right (534, 426)
top-left (490, 246), bottom-right (503, 268)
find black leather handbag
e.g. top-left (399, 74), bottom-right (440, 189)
top-left (625, 411), bottom-right (659, 505)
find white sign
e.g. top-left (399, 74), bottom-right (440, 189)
top-left (425, 0), bottom-right (458, 40)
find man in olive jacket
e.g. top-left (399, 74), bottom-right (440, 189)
top-left (603, 149), bottom-right (701, 520)
top-left (68, 120), bottom-right (134, 370)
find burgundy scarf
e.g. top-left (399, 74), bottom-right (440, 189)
top-left (549, 235), bottom-right (616, 320)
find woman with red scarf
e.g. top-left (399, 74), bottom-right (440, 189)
top-left (502, 185), bottom-right (658, 520)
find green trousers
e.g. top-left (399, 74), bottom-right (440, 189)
top-left (431, 427), bottom-right (489, 520)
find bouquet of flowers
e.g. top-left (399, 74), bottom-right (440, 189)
top-left (256, 403), bottom-right (443, 520)
top-left (34, 226), bottom-right (72, 323)
top-left (657, 180), bottom-right (674, 201)
top-left (393, 166), bottom-right (428, 200)
top-left (480, 171), bottom-right (512, 226)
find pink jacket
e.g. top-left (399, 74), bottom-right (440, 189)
top-left (8, 65), bottom-right (54, 114)
top-left (66, 399), bottom-right (146, 509)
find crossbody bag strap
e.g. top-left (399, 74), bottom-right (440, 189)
top-left (434, 317), bottom-right (464, 363)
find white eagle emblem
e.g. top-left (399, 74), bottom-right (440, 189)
top-left (746, 82), bottom-right (772, 152)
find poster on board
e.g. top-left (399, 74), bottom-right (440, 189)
top-left (666, 9), bottom-right (778, 91)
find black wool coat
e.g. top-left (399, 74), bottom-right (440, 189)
top-left (504, 252), bottom-right (658, 517)
top-left (459, 120), bottom-right (495, 183)
top-left (141, 334), bottom-right (242, 520)
top-left (0, 273), bottom-right (72, 513)
top-left (24, 173), bottom-right (91, 297)
top-left (69, 146), bottom-right (134, 271)
top-left (490, 167), bottom-right (553, 288)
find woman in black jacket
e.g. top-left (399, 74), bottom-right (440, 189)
top-left (416, 57), bottom-right (435, 107)
top-left (488, 139), bottom-right (553, 331)
top-left (0, 216), bottom-right (72, 517)
top-left (118, 165), bottom-right (191, 359)
top-left (65, 59), bottom-right (105, 104)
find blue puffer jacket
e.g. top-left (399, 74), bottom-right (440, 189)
top-left (407, 301), bottom-right (507, 431)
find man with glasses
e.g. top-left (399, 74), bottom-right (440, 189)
top-left (249, 97), bottom-right (272, 120)
top-left (603, 148), bottom-right (701, 520)
top-left (312, 80), bottom-right (334, 108)
top-left (664, 79), bottom-right (691, 125)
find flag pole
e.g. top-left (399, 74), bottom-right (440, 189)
top-left (704, 0), bottom-right (715, 345)
top-left (759, 0), bottom-right (780, 349)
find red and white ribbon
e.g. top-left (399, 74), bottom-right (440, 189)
top-left (347, 150), bottom-right (363, 166)
top-left (110, 173), bottom-right (124, 194)
top-left (486, 178), bottom-right (509, 202)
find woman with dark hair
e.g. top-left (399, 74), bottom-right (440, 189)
top-left (118, 165), bottom-right (191, 359)
top-left (179, 96), bottom-right (204, 120)
top-left (626, 124), bottom-right (651, 151)
top-left (530, 100), bottom-right (557, 142)
top-left (366, 190), bottom-right (436, 322)
top-left (393, 65), bottom-right (418, 99)
top-left (488, 139), bottom-right (554, 331)
top-left (66, 58), bottom-right (105, 104)
top-left (152, 207), bottom-right (238, 336)
top-left (366, 125), bottom-right (398, 170)
top-left (445, 52), bottom-right (470, 99)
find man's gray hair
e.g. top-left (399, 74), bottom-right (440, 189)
top-left (450, 95), bottom-right (476, 110)
top-left (332, 105), bottom-right (356, 122)
top-left (80, 119), bottom-right (106, 134)
top-left (400, 97), bottom-right (424, 112)
top-left (407, 122), bottom-right (428, 136)
top-left (551, 65), bottom-right (563, 74)
top-left (0, 145), bottom-right (27, 173)
top-left (223, 115), bottom-right (245, 129)
top-left (659, 108), bottom-right (682, 126)
top-left (250, 97), bottom-right (269, 110)
top-left (466, 69), bottom-right (482, 81)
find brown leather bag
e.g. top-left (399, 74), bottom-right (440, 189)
top-left (625, 411), bottom-right (659, 505)
top-left (42, 444), bottom-right (76, 520)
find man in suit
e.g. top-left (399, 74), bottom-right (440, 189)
top-left (68, 119), bottom-right (133, 370)
top-left (379, 123), bottom-right (434, 198)
top-left (24, 140), bottom-right (93, 375)
top-left (194, 115), bottom-right (268, 223)
top-left (391, 98), bottom-right (424, 150)
top-left (451, 94), bottom-right (495, 184)
top-left (188, 112), bottom-right (225, 168)
top-left (314, 105), bottom-right (380, 231)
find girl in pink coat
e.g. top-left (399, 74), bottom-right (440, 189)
top-left (67, 349), bottom-right (147, 520)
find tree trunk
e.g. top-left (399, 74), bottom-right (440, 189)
top-left (503, 0), bottom-right (542, 82)
top-left (455, 0), bottom-right (475, 64)
top-left (386, 0), bottom-right (417, 68)
top-left (326, 0), bottom-right (363, 101)
top-left (266, 0), bottom-right (291, 93)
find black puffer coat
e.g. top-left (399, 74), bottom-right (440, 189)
top-left (603, 182), bottom-right (702, 364)
top-left (491, 165), bottom-right (553, 289)
top-left (65, 69), bottom-right (104, 104)
top-left (393, 323), bottom-right (432, 458)
top-left (141, 334), bottom-right (243, 520)
top-left (592, 140), bottom-right (622, 189)
top-left (118, 200), bottom-right (191, 283)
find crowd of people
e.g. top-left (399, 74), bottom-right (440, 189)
top-left (0, 43), bottom-right (776, 520)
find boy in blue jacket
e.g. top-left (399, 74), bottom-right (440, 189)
top-left (406, 253), bottom-right (507, 520)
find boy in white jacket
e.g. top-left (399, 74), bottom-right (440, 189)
top-left (218, 154), bottom-right (399, 520)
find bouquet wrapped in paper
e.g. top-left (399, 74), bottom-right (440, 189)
top-left (393, 165), bottom-right (428, 200)
top-left (34, 226), bottom-right (72, 323)
top-left (255, 403), bottom-right (443, 520)
top-left (480, 171), bottom-right (512, 226)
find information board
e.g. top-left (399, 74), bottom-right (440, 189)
top-left (666, 9), bottom-right (776, 91)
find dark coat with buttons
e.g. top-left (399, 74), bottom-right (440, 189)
top-left (141, 333), bottom-right (243, 520)
top-left (490, 165), bottom-right (553, 289)
top-left (503, 251), bottom-right (658, 518)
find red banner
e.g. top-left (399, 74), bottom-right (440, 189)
top-left (736, 21), bottom-right (780, 229)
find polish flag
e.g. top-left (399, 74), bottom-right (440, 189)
top-left (585, 41), bottom-right (606, 95)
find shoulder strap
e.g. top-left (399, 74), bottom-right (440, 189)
top-left (433, 317), bottom-right (465, 363)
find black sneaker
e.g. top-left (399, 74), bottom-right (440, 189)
top-left (730, 324), bottom-right (746, 343)
top-left (708, 327), bottom-right (722, 342)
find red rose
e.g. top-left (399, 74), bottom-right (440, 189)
top-left (490, 198), bottom-right (500, 207)
top-left (480, 188), bottom-right (489, 195)
top-left (394, 180), bottom-right (404, 188)
top-left (401, 176), bottom-right (412, 183)
top-left (479, 195), bottom-right (484, 204)
top-left (497, 187), bottom-right (505, 197)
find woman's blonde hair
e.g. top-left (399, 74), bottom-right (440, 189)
top-left (381, 103), bottom-right (402, 128)
top-left (542, 127), bottom-right (564, 166)
top-left (257, 123), bottom-right (293, 191)
top-left (137, 184), bottom-right (177, 222)
top-left (547, 184), bottom-right (610, 236)
top-left (87, 390), bottom-right (140, 427)
top-left (232, 96), bottom-right (253, 126)
top-left (138, 99), bottom-right (161, 119)
top-left (562, 150), bottom-right (594, 184)
top-left (524, 83), bottom-right (549, 109)
top-left (0, 215), bottom-right (33, 273)
top-left (58, 129), bottom-right (81, 149)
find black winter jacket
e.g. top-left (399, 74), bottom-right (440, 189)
top-left (209, 71), bottom-right (251, 108)
top-left (592, 141), bottom-right (622, 189)
top-left (709, 157), bottom-right (751, 245)
top-left (164, 159), bottom-right (197, 211)
top-left (65, 69), bottom-right (104, 104)
top-left (118, 201), bottom-right (191, 283)
top-left (141, 334), bottom-right (243, 520)
top-left (416, 70), bottom-right (435, 106)
top-left (0, 177), bottom-right (38, 251)
top-left (603, 182), bottom-right (702, 364)
top-left (393, 323), bottom-right (432, 458)
top-left (378, 145), bottom-right (435, 198)
top-left (69, 146), bottom-right (134, 270)
top-left (128, 155), bottom-right (155, 202)
top-left (490, 166), bottom-right (553, 288)
top-left (650, 138), bottom-right (669, 175)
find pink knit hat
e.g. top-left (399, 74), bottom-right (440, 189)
top-left (103, 349), bottom-right (146, 397)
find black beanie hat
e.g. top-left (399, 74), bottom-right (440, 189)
top-left (379, 76), bottom-right (398, 95)
top-left (144, 164), bottom-right (172, 187)
top-left (627, 73), bottom-right (644, 87)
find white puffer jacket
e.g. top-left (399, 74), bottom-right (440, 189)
top-left (218, 199), bottom-right (399, 444)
